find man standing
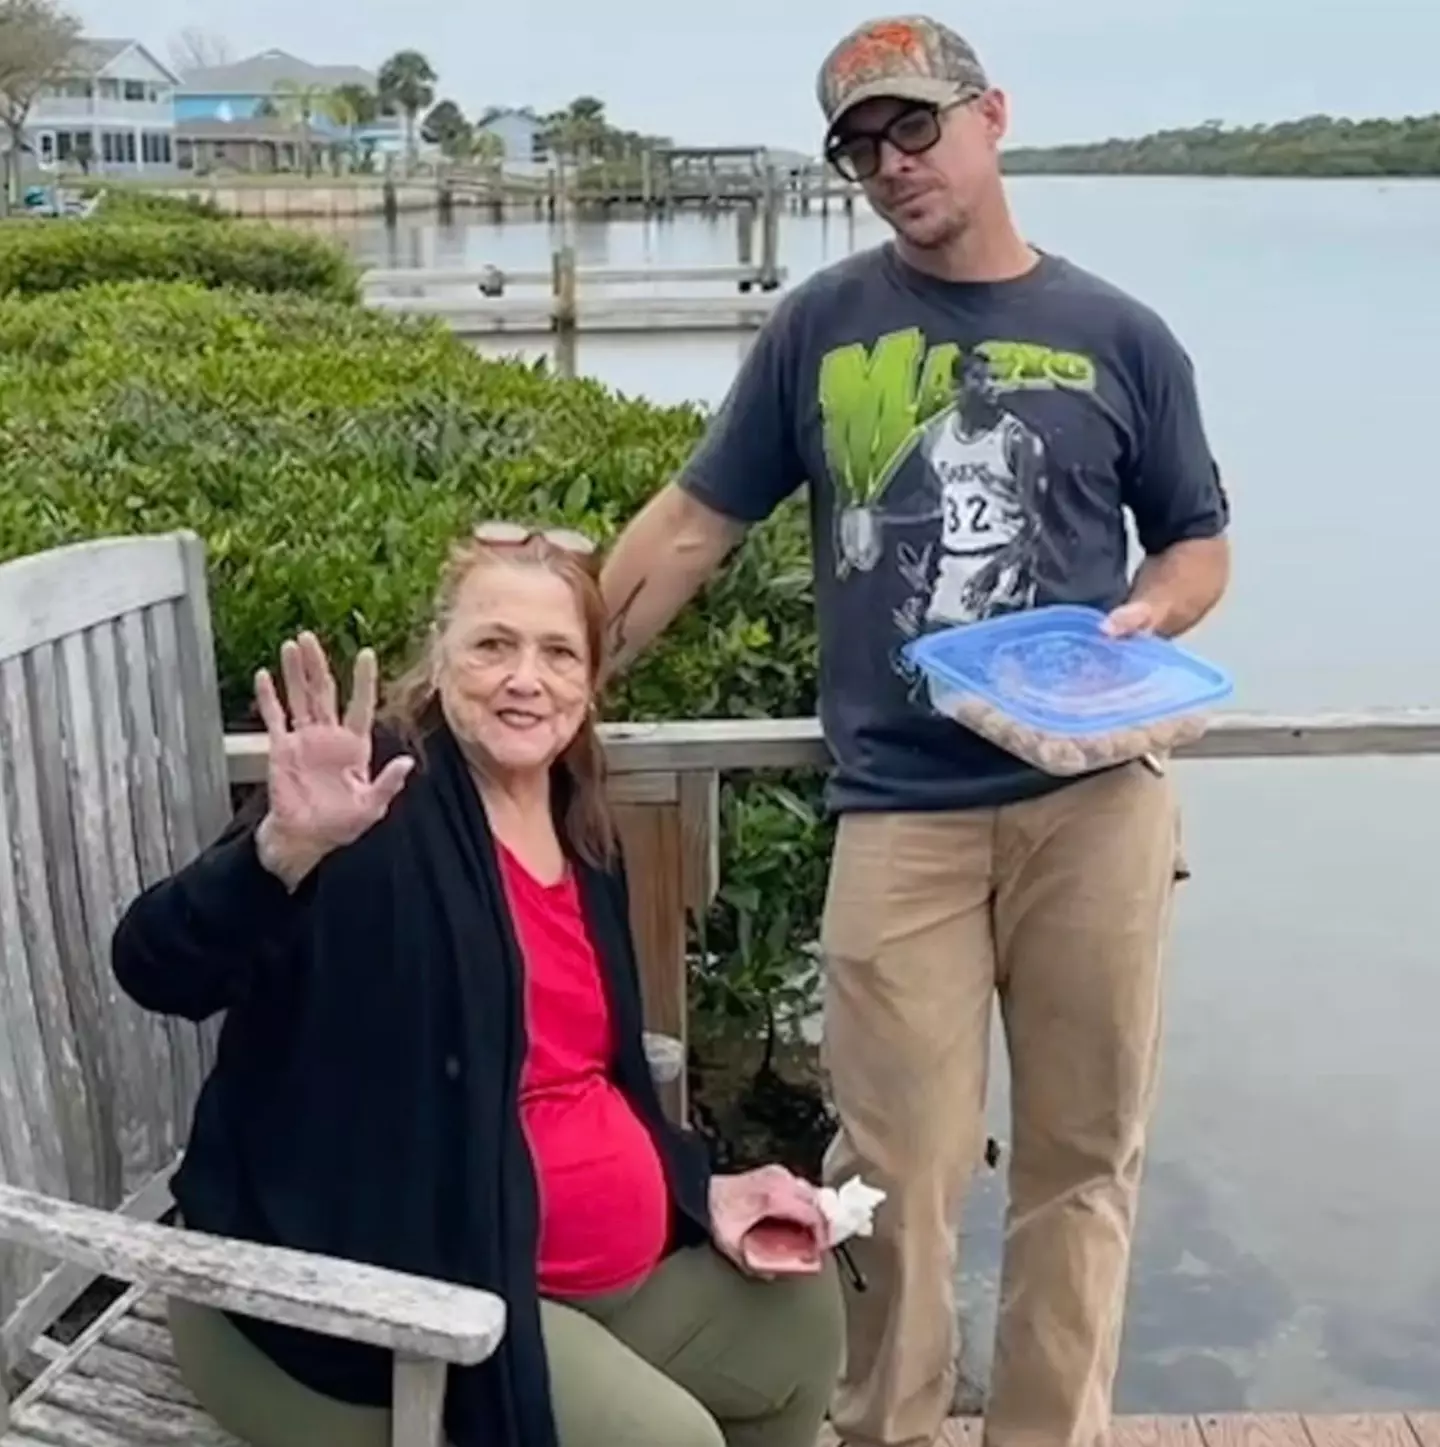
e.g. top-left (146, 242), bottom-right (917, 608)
top-left (599, 15), bottom-right (1231, 1447)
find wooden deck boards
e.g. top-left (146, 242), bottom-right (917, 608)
top-left (5, 1291), bottom-right (1436, 1447)
top-left (820, 1415), bottom-right (1440, 1446)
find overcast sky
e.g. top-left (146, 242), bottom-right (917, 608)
top-left (73, 0), bottom-right (1437, 152)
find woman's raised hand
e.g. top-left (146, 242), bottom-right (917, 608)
top-left (252, 632), bottom-right (414, 887)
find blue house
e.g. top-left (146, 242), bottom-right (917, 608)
top-left (175, 49), bottom-right (403, 160)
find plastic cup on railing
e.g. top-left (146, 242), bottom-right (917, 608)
top-left (901, 605), bottom-right (1234, 777)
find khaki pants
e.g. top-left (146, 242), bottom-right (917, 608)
top-left (169, 1245), bottom-right (844, 1447)
top-left (820, 761), bottom-right (1181, 1447)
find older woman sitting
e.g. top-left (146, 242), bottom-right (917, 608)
top-left (111, 522), bottom-right (844, 1447)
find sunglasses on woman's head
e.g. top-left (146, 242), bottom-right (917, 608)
top-left (472, 520), bottom-right (597, 558)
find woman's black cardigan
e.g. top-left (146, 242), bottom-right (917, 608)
top-left (110, 721), bottom-right (712, 1447)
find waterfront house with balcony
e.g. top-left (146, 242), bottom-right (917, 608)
top-left (26, 38), bottom-right (179, 176)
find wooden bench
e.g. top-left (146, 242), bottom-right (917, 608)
top-left (0, 533), bottom-right (507, 1447)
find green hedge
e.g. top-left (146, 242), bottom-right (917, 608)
top-left (89, 187), bottom-right (226, 223)
top-left (0, 280), bottom-right (827, 1021)
top-left (0, 219), bottom-right (359, 301)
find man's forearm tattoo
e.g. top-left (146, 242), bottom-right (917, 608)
top-left (605, 577), bottom-right (646, 663)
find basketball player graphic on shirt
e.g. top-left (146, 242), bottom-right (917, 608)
top-left (916, 349), bottom-right (1049, 627)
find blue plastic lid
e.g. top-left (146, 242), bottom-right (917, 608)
top-left (901, 604), bottom-right (1234, 736)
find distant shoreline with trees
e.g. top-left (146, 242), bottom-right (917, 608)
top-left (1001, 114), bottom-right (1440, 177)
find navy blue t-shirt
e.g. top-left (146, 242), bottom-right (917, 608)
top-left (679, 243), bottom-right (1230, 813)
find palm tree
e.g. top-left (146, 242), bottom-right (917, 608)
top-left (332, 82), bottom-right (377, 128)
top-left (563, 96), bottom-right (607, 163)
top-left (376, 50), bottom-right (436, 172)
top-left (321, 83), bottom-right (378, 171)
top-left (469, 128), bottom-right (503, 177)
top-left (271, 77), bottom-right (329, 175)
top-left (422, 98), bottom-right (470, 159)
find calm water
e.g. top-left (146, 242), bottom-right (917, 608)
top-left (334, 179), bottom-right (1440, 1413)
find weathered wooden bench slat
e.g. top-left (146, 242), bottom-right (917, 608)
top-left (10, 1282), bottom-right (151, 1443)
top-left (39, 1372), bottom-right (242, 1446)
top-left (0, 735), bottom-right (65, 1319)
top-left (0, 655), bottom-right (95, 1216)
top-left (0, 1171), bottom-right (174, 1397)
top-left (120, 1298), bottom-right (163, 1329)
top-left (147, 601), bottom-right (200, 870)
top-left (30, 1334), bottom-right (198, 1408)
top-left (116, 608), bottom-right (205, 1141)
top-left (146, 584), bottom-right (230, 1083)
top-left (59, 624), bottom-right (168, 1195)
top-left (98, 1316), bottom-right (174, 1369)
top-left (0, 537), bottom-right (189, 667)
top-left (9, 1401), bottom-right (188, 1447)
top-left (15, 641), bottom-right (118, 1207)
top-left (91, 616), bottom-right (183, 1177)
top-left (0, 649), bottom-right (91, 1323)
top-left (0, 1186), bottom-right (506, 1367)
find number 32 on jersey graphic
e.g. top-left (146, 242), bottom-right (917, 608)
top-left (921, 384), bottom-right (1049, 626)
top-left (826, 345), bottom-right (1054, 628)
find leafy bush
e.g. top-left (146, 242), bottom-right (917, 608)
top-left (0, 281), bottom-right (828, 1025)
top-left (0, 220), bottom-right (359, 301)
top-left (88, 186), bottom-right (226, 223)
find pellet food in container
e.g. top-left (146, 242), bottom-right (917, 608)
top-left (901, 605), bottom-right (1233, 777)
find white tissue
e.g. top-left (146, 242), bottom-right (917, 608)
top-left (816, 1175), bottom-right (887, 1247)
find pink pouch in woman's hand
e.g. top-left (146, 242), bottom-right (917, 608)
top-left (738, 1213), bottom-right (825, 1275)
top-left (729, 1171), bottom-right (829, 1275)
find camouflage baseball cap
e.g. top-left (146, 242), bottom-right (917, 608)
top-left (817, 15), bottom-right (989, 130)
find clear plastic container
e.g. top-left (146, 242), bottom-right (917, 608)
top-left (901, 605), bottom-right (1234, 777)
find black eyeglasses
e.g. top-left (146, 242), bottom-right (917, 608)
top-left (824, 99), bottom-right (964, 182)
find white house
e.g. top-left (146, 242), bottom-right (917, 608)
top-left (26, 38), bottom-right (179, 175)
top-left (473, 108), bottom-right (549, 174)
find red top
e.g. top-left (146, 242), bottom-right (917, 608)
top-left (499, 843), bottom-right (671, 1299)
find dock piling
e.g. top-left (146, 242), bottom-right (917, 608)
top-left (550, 246), bottom-right (578, 334)
top-left (736, 205), bottom-right (755, 292)
top-left (759, 166), bottom-right (781, 291)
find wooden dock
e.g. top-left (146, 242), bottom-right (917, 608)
top-left (844, 1415), bottom-right (1440, 1445)
top-left (362, 251), bottom-right (786, 337)
top-left (365, 290), bottom-right (784, 334)
top-left (128, 147), bottom-right (860, 223)
top-left (446, 146), bottom-right (860, 217)
top-left (363, 263), bottom-right (788, 293)
top-left (364, 158), bottom-right (792, 339)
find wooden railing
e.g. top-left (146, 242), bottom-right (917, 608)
top-left (225, 710), bottom-right (1440, 1117)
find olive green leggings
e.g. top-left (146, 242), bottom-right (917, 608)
top-left (168, 1247), bottom-right (844, 1447)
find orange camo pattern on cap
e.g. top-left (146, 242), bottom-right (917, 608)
top-left (828, 20), bottom-right (928, 83)
top-left (818, 15), bottom-right (988, 120)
